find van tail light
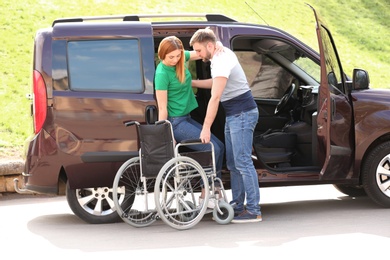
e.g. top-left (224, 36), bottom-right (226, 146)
top-left (32, 70), bottom-right (47, 134)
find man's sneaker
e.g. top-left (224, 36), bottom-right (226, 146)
top-left (229, 201), bottom-right (244, 216)
top-left (234, 210), bottom-right (245, 217)
top-left (199, 197), bottom-right (215, 209)
top-left (231, 210), bottom-right (262, 223)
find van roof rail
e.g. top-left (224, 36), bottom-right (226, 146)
top-left (52, 13), bottom-right (237, 26)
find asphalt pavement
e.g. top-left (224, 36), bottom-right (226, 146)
top-left (1, 185), bottom-right (389, 259)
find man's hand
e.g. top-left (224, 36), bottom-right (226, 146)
top-left (200, 128), bottom-right (211, 143)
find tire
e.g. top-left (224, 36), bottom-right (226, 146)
top-left (178, 201), bottom-right (197, 222)
top-left (362, 141), bottom-right (390, 207)
top-left (154, 156), bottom-right (209, 230)
top-left (213, 200), bottom-right (234, 225)
top-left (112, 157), bottom-right (156, 227)
top-left (333, 184), bottom-right (366, 197)
top-left (66, 180), bottom-right (120, 224)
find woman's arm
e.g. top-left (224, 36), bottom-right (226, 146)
top-left (189, 50), bottom-right (200, 60)
top-left (155, 90), bottom-right (168, 120)
top-left (192, 78), bottom-right (213, 89)
top-left (189, 41), bottom-right (224, 61)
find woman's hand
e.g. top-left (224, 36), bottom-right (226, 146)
top-left (215, 41), bottom-right (225, 54)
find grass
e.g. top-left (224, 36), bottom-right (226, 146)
top-left (0, 0), bottom-right (389, 158)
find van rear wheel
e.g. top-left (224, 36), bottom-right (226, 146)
top-left (66, 180), bottom-right (121, 224)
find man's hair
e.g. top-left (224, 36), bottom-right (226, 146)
top-left (189, 27), bottom-right (217, 46)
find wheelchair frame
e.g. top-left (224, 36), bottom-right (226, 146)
top-left (112, 120), bottom-right (234, 230)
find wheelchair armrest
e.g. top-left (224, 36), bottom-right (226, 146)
top-left (181, 139), bottom-right (202, 144)
top-left (155, 120), bottom-right (170, 125)
top-left (124, 121), bottom-right (139, 127)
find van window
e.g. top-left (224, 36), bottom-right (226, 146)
top-left (67, 39), bottom-right (143, 93)
top-left (236, 51), bottom-right (294, 99)
top-left (235, 50), bottom-right (320, 99)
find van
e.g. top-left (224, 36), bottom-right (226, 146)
top-left (19, 8), bottom-right (390, 224)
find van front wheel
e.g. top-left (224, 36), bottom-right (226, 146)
top-left (362, 141), bottom-right (390, 208)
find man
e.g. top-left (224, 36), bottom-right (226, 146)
top-left (190, 28), bottom-right (262, 223)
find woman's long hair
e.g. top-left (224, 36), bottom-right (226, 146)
top-left (158, 36), bottom-right (186, 83)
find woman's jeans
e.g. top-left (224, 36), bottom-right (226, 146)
top-left (168, 115), bottom-right (225, 184)
top-left (225, 108), bottom-right (261, 215)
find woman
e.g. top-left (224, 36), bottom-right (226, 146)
top-left (154, 36), bottom-right (224, 207)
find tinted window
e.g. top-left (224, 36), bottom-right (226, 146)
top-left (67, 39), bottom-right (143, 93)
top-left (290, 55), bottom-right (320, 83)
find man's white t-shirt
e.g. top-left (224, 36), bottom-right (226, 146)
top-left (210, 47), bottom-right (250, 102)
top-left (210, 47), bottom-right (256, 116)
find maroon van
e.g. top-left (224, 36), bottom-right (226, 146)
top-left (18, 6), bottom-right (390, 224)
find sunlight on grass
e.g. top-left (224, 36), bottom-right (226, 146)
top-left (0, 0), bottom-right (389, 153)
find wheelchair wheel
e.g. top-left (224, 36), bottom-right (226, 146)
top-left (113, 157), bottom-right (156, 227)
top-left (213, 200), bottom-right (234, 225)
top-left (154, 156), bottom-right (209, 230)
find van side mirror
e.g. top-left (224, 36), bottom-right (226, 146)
top-left (352, 69), bottom-right (369, 90)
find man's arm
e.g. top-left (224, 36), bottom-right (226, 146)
top-left (200, 76), bottom-right (227, 143)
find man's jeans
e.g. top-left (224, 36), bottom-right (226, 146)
top-left (168, 115), bottom-right (224, 179)
top-left (225, 108), bottom-right (261, 215)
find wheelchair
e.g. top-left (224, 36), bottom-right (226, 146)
top-left (112, 120), bottom-right (234, 230)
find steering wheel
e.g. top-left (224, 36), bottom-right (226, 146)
top-left (274, 84), bottom-right (296, 115)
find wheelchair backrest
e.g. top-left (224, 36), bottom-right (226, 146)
top-left (137, 122), bottom-right (175, 178)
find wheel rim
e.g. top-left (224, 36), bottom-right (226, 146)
top-left (376, 155), bottom-right (390, 198)
top-left (75, 186), bottom-right (118, 216)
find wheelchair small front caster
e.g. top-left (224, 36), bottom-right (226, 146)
top-left (213, 200), bottom-right (234, 224)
